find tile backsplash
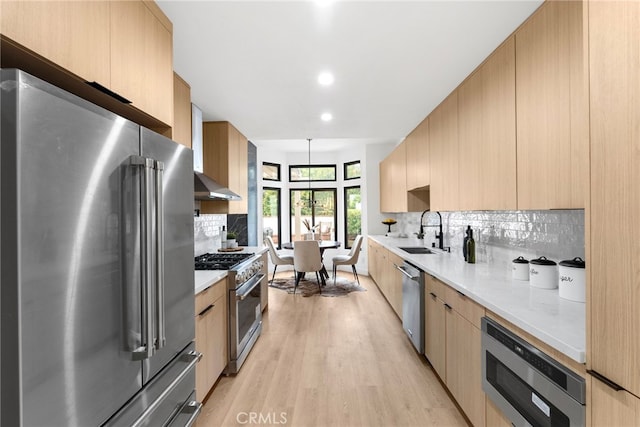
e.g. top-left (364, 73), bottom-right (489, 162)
top-left (393, 210), bottom-right (585, 269)
top-left (194, 214), bottom-right (226, 256)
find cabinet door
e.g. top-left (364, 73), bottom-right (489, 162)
top-left (589, 0), bottom-right (640, 396)
top-left (379, 157), bottom-right (392, 212)
top-left (459, 38), bottom-right (516, 211)
top-left (592, 378), bottom-right (640, 427)
top-left (387, 251), bottom-right (404, 319)
top-left (515, 0), bottom-right (588, 209)
top-left (110, 1), bottom-right (173, 126)
top-left (172, 73), bottom-right (192, 148)
top-left (445, 309), bottom-right (485, 427)
top-left (429, 92), bottom-right (459, 211)
top-left (380, 143), bottom-right (408, 213)
top-left (229, 125), bottom-right (249, 214)
top-left (424, 279), bottom-right (446, 380)
top-left (195, 308), bottom-right (211, 402)
top-left (209, 295), bottom-right (228, 384)
top-left (1, 1), bottom-right (110, 85)
top-left (406, 118), bottom-right (430, 190)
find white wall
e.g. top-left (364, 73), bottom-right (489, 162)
top-left (257, 141), bottom-right (396, 276)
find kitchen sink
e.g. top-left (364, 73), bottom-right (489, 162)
top-left (398, 247), bottom-right (436, 255)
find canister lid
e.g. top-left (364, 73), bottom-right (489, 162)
top-left (512, 256), bottom-right (529, 264)
top-left (559, 257), bottom-right (585, 268)
top-left (530, 256), bottom-right (557, 266)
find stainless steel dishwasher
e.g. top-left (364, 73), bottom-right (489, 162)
top-left (396, 261), bottom-right (425, 353)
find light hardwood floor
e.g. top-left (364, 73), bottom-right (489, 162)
top-left (195, 271), bottom-right (467, 427)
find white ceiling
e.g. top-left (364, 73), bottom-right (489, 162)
top-left (158, 0), bottom-right (542, 152)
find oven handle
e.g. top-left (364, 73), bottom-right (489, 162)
top-left (236, 273), bottom-right (266, 301)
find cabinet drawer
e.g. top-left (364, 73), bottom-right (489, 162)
top-left (426, 275), bottom-right (446, 299)
top-left (443, 284), bottom-right (485, 328)
top-left (195, 278), bottom-right (226, 315)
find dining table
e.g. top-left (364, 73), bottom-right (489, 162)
top-left (282, 240), bottom-right (341, 284)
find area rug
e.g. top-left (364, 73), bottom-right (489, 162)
top-left (269, 276), bottom-right (366, 297)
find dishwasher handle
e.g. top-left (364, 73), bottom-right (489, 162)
top-left (394, 263), bottom-right (420, 281)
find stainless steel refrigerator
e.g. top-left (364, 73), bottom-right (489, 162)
top-left (1, 69), bottom-right (201, 427)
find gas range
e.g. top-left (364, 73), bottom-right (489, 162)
top-left (194, 252), bottom-right (254, 271)
top-left (194, 252), bottom-right (264, 291)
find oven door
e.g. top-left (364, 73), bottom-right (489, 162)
top-left (481, 318), bottom-right (585, 427)
top-left (229, 273), bottom-right (264, 362)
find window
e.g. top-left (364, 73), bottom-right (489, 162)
top-left (344, 161), bottom-right (361, 180)
top-left (262, 187), bottom-right (282, 248)
top-left (290, 189), bottom-right (337, 242)
top-left (289, 164), bottom-right (336, 182)
top-left (262, 162), bottom-right (280, 181)
top-left (344, 186), bottom-right (361, 248)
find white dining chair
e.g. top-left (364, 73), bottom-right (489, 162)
top-left (293, 240), bottom-right (324, 294)
top-left (265, 236), bottom-right (294, 285)
top-left (332, 235), bottom-right (363, 286)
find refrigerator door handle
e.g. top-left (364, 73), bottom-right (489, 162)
top-left (131, 155), bottom-right (156, 361)
top-left (155, 160), bottom-right (166, 350)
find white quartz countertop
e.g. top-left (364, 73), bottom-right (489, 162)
top-left (194, 246), bottom-right (268, 294)
top-left (369, 235), bottom-right (586, 363)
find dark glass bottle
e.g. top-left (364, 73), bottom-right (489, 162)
top-left (463, 225), bottom-right (471, 261)
top-left (466, 228), bottom-right (476, 264)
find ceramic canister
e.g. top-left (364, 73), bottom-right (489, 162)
top-left (512, 256), bottom-right (530, 281)
top-left (558, 257), bottom-right (586, 302)
top-left (529, 256), bottom-right (558, 289)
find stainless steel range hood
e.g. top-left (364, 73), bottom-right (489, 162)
top-left (192, 103), bottom-right (241, 201)
top-left (194, 172), bottom-right (241, 201)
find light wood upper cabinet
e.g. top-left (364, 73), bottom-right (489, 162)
top-left (0, 1), bottom-right (174, 128)
top-left (458, 37), bottom-right (516, 211)
top-left (515, 0), bottom-right (588, 209)
top-left (201, 121), bottom-right (249, 214)
top-left (406, 117), bottom-right (430, 190)
top-left (589, 0), bottom-right (640, 398)
top-left (110, 1), bottom-right (174, 126)
top-left (0, 0), bottom-right (111, 86)
top-left (380, 142), bottom-right (408, 213)
top-left (172, 73), bottom-right (192, 148)
top-left (429, 92), bottom-right (459, 211)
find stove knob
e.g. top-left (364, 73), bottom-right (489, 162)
top-left (236, 273), bottom-right (244, 284)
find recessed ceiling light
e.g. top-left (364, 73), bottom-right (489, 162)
top-left (318, 72), bottom-right (334, 86)
top-left (321, 112), bottom-right (333, 122)
top-left (316, 0), bottom-right (334, 7)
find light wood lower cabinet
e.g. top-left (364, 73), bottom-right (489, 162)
top-left (424, 274), bottom-right (485, 427)
top-left (386, 251), bottom-right (404, 319)
top-left (368, 245), bottom-right (402, 320)
top-left (424, 278), bottom-right (446, 380)
top-left (195, 278), bottom-right (228, 402)
top-left (591, 378), bottom-right (640, 427)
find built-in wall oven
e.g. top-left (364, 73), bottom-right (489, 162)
top-left (481, 317), bottom-right (585, 427)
